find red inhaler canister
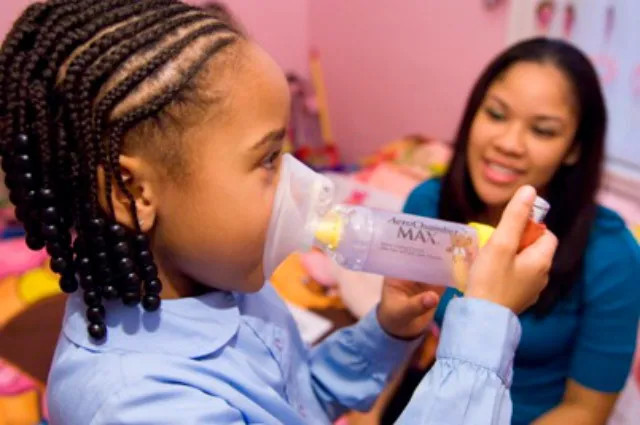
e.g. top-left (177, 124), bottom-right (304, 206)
top-left (469, 196), bottom-right (550, 251)
top-left (518, 196), bottom-right (550, 251)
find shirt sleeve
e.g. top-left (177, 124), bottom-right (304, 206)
top-left (396, 297), bottom-right (521, 425)
top-left (569, 229), bottom-right (640, 392)
top-left (309, 308), bottom-right (422, 420)
top-left (89, 380), bottom-right (247, 425)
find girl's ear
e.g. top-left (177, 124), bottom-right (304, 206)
top-left (97, 155), bottom-right (158, 232)
top-left (563, 143), bottom-right (581, 166)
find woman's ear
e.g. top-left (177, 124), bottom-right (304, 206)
top-left (97, 155), bottom-right (158, 232)
top-left (563, 143), bottom-right (581, 166)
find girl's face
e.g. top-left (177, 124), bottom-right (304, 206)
top-left (147, 42), bottom-right (290, 294)
top-left (467, 61), bottom-right (580, 210)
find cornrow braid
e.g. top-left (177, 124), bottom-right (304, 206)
top-left (68, 9), bottom-right (213, 214)
top-left (0, 0), bottom-right (242, 339)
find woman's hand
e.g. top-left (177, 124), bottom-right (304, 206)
top-left (466, 185), bottom-right (558, 313)
top-left (377, 185), bottom-right (558, 339)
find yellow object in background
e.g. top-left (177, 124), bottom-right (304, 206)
top-left (17, 263), bottom-right (60, 305)
top-left (428, 162), bottom-right (448, 177)
top-left (468, 222), bottom-right (495, 248)
top-left (309, 51), bottom-right (333, 145)
top-left (0, 390), bottom-right (41, 425)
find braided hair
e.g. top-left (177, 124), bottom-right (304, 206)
top-left (0, 0), bottom-right (242, 339)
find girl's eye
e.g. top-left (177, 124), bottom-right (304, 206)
top-left (485, 107), bottom-right (506, 121)
top-left (261, 150), bottom-right (282, 170)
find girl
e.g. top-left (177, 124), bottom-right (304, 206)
top-left (0, 2), bottom-right (556, 424)
top-left (395, 39), bottom-right (640, 425)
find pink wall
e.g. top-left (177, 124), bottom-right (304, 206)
top-left (200, 0), bottom-right (309, 76)
top-left (309, 0), bottom-right (509, 161)
top-left (0, 0), bottom-right (35, 39)
top-left (2, 1), bottom-right (510, 162)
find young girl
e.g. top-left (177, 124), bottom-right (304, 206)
top-left (0, 2), bottom-right (556, 424)
top-left (393, 39), bottom-right (640, 425)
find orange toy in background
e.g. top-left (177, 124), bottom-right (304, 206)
top-left (0, 239), bottom-right (62, 425)
top-left (270, 253), bottom-right (343, 311)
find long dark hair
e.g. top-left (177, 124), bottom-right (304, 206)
top-left (440, 38), bottom-right (607, 315)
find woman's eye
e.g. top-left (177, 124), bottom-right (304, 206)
top-left (485, 107), bottom-right (506, 121)
top-left (261, 150), bottom-right (282, 170)
top-left (532, 127), bottom-right (558, 138)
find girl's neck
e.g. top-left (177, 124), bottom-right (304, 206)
top-left (156, 261), bottom-right (213, 300)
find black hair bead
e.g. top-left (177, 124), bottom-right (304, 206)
top-left (113, 241), bottom-right (130, 257)
top-left (50, 256), bottom-right (69, 274)
top-left (46, 241), bottom-right (64, 258)
top-left (102, 284), bottom-right (119, 300)
top-left (122, 291), bottom-right (141, 306)
top-left (141, 264), bottom-right (158, 280)
top-left (144, 279), bottom-right (162, 294)
top-left (4, 173), bottom-right (15, 190)
top-left (9, 191), bottom-right (21, 206)
top-left (15, 134), bottom-right (30, 151)
top-left (22, 189), bottom-right (36, 204)
top-left (79, 274), bottom-right (94, 290)
top-left (15, 206), bottom-right (27, 222)
top-left (41, 206), bottom-right (59, 224)
top-left (94, 250), bottom-right (109, 264)
top-left (88, 322), bottom-right (106, 340)
top-left (12, 154), bottom-right (31, 172)
top-left (92, 236), bottom-right (107, 251)
top-left (59, 274), bottom-right (78, 294)
top-left (142, 294), bottom-right (161, 312)
top-left (83, 290), bottom-right (102, 307)
top-left (86, 305), bottom-right (106, 323)
top-left (17, 172), bottom-right (34, 187)
top-left (88, 217), bottom-right (105, 235)
top-left (25, 234), bottom-right (45, 250)
top-left (109, 223), bottom-right (126, 239)
top-left (138, 250), bottom-right (153, 266)
top-left (41, 223), bottom-right (59, 239)
top-left (118, 257), bottom-right (134, 274)
top-left (133, 233), bottom-right (149, 249)
top-left (39, 188), bottom-right (55, 203)
top-left (123, 272), bottom-right (141, 288)
top-left (77, 257), bottom-right (92, 275)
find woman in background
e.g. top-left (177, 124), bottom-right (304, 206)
top-left (386, 38), bottom-right (640, 425)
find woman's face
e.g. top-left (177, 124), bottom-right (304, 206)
top-left (467, 61), bottom-right (580, 208)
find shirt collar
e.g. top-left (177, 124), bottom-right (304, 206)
top-left (62, 290), bottom-right (240, 358)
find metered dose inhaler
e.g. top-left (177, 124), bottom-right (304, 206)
top-left (314, 198), bottom-right (550, 291)
top-left (263, 154), bottom-right (550, 292)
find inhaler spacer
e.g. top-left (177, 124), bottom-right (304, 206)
top-left (314, 196), bottom-right (550, 291)
top-left (263, 154), bottom-right (335, 279)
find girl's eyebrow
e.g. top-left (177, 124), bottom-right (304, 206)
top-left (251, 128), bottom-right (286, 151)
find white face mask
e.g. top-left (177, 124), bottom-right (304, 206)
top-left (263, 154), bottom-right (335, 279)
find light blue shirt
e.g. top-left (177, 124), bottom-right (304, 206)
top-left (48, 282), bottom-right (521, 424)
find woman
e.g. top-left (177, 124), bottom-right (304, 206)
top-left (389, 38), bottom-right (640, 425)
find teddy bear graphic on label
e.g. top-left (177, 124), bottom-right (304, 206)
top-left (447, 233), bottom-right (475, 293)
